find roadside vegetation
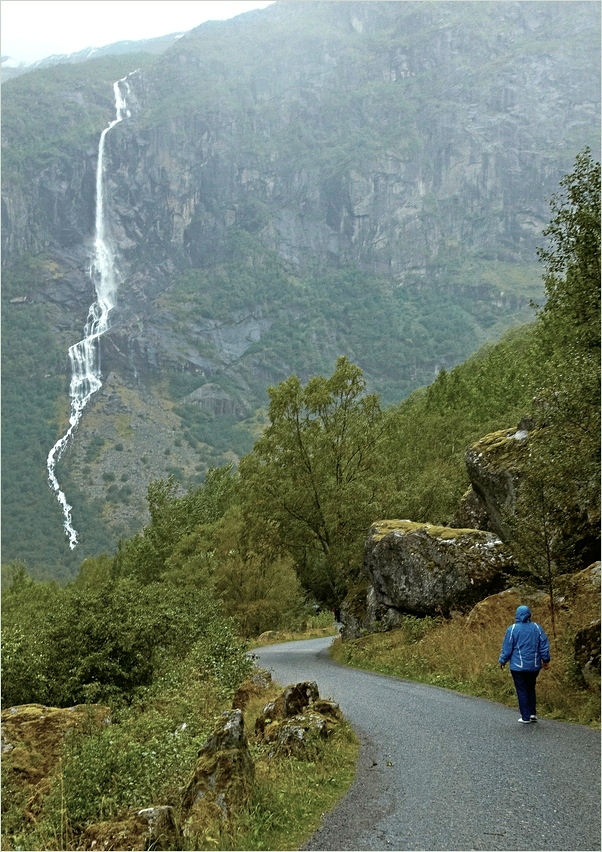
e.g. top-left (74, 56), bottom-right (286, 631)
top-left (330, 579), bottom-right (600, 728)
top-left (1, 563), bottom-right (357, 851)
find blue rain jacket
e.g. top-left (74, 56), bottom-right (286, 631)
top-left (499, 605), bottom-right (551, 671)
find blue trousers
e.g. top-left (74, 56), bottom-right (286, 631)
top-left (511, 669), bottom-right (539, 720)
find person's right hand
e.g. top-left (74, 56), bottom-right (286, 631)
top-left (542, 661), bottom-right (550, 670)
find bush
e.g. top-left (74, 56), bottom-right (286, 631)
top-left (1, 575), bottom-right (251, 708)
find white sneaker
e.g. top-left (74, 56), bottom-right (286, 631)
top-left (518, 717), bottom-right (531, 723)
top-left (530, 715), bottom-right (538, 721)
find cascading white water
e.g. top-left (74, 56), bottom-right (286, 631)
top-left (47, 74), bottom-right (134, 549)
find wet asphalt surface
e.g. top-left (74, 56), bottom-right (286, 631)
top-left (253, 636), bottom-right (601, 851)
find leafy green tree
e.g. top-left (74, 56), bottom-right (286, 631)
top-left (239, 357), bottom-right (389, 607)
top-left (112, 465), bottom-right (237, 584)
top-left (537, 148), bottom-right (600, 354)
top-left (507, 151), bottom-right (601, 593)
top-left (210, 506), bottom-right (307, 637)
top-left (1, 574), bottom-right (243, 707)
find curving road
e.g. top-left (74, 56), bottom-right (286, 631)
top-left (253, 636), bottom-right (600, 851)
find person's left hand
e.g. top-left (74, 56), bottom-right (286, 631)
top-left (499, 662), bottom-right (505, 669)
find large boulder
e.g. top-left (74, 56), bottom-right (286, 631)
top-left (449, 485), bottom-right (496, 533)
top-left (362, 520), bottom-right (513, 619)
top-left (463, 425), bottom-right (529, 539)
top-left (1, 703), bottom-right (111, 824)
top-left (559, 562), bottom-right (601, 684)
top-left (462, 422), bottom-right (600, 567)
top-left (465, 587), bottom-right (549, 630)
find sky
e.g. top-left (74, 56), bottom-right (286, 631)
top-left (1, 0), bottom-right (275, 64)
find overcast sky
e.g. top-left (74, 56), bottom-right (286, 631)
top-left (1, 1), bottom-right (275, 64)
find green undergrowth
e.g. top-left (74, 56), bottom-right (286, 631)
top-left (2, 662), bottom-right (358, 852)
top-left (330, 606), bottom-right (600, 729)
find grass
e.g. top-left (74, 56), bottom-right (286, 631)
top-left (330, 585), bottom-right (600, 728)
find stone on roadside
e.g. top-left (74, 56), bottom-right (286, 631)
top-left (181, 709), bottom-right (255, 835)
top-left (254, 682), bottom-right (342, 758)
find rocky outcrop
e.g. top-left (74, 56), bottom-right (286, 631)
top-left (559, 563), bottom-right (601, 684)
top-left (362, 520), bottom-right (513, 619)
top-left (574, 621), bottom-right (601, 682)
top-left (1, 704), bottom-right (111, 825)
top-left (2, 683), bottom-right (349, 848)
top-left (463, 425), bottom-right (530, 539)
top-left (182, 709), bottom-right (255, 834)
top-left (449, 485), bottom-right (496, 533)
top-left (462, 421), bottom-right (600, 568)
top-left (254, 682), bottom-right (343, 758)
top-left (180, 382), bottom-right (248, 418)
top-left (465, 587), bottom-right (549, 629)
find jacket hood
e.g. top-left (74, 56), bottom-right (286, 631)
top-left (515, 605), bottom-right (532, 623)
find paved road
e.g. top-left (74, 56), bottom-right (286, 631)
top-left (253, 636), bottom-right (601, 851)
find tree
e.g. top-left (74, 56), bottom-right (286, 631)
top-left (538, 151), bottom-right (600, 538)
top-left (508, 151), bottom-right (601, 593)
top-left (211, 507), bottom-right (307, 637)
top-left (537, 148), bottom-right (600, 355)
top-left (1, 575), bottom-right (241, 707)
top-left (112, 465), bottom-right (238, 585)
top-left (239, 357), bottom-right (389, 606)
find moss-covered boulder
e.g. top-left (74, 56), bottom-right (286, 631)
top-left (80, 806), bottom-right (177, 851)
top-left (450, 485), bottom-right (496, 533)
top-left (464, 422), bottom-right (600, 567)
top-left (1, 703), bottom-right (111, 825)
top-left (181, 709), bottom-right (255, 836)
top-left (465, 587), bottom-right (548, 629)
top-left (231, 668), bottom-right (272, 711)
top-left (254, 682), bottom-right (343, 758)
top-left (363, 520), bottom-right (513, 618)
top-left (559, 562), bottom-right (601, 683)
top-left (464, 425), bottom-right (529, 539)
top-left (254, 681), bottom-right (320, 736)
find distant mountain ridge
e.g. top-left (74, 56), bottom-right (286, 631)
top-left (1, 32), bottom-right (186, 83)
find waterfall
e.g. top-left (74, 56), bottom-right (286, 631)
top-left (47, 74), bottom-right (134, 549)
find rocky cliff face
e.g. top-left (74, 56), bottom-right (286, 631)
top-left (4, 2), bottom-right (600, 341)
top-left (107, 2), bottom-right (600, 289)
top-left (2, 2), bottom-right (599, 572)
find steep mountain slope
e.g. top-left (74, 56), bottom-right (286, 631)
top-left (1, 1), bottom-right (599, 577)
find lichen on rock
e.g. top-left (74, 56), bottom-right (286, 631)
top-left (1, 703), bottom-right (111, 824)
top-left (254, 682), bottom-right (343, 759)
top-left (464, 425), bottom-right (530, 539)
top-left (362, 520), bottom-right (513, 619)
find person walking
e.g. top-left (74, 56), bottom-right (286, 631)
top-left (499, 604), bottom-right (550, 723)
